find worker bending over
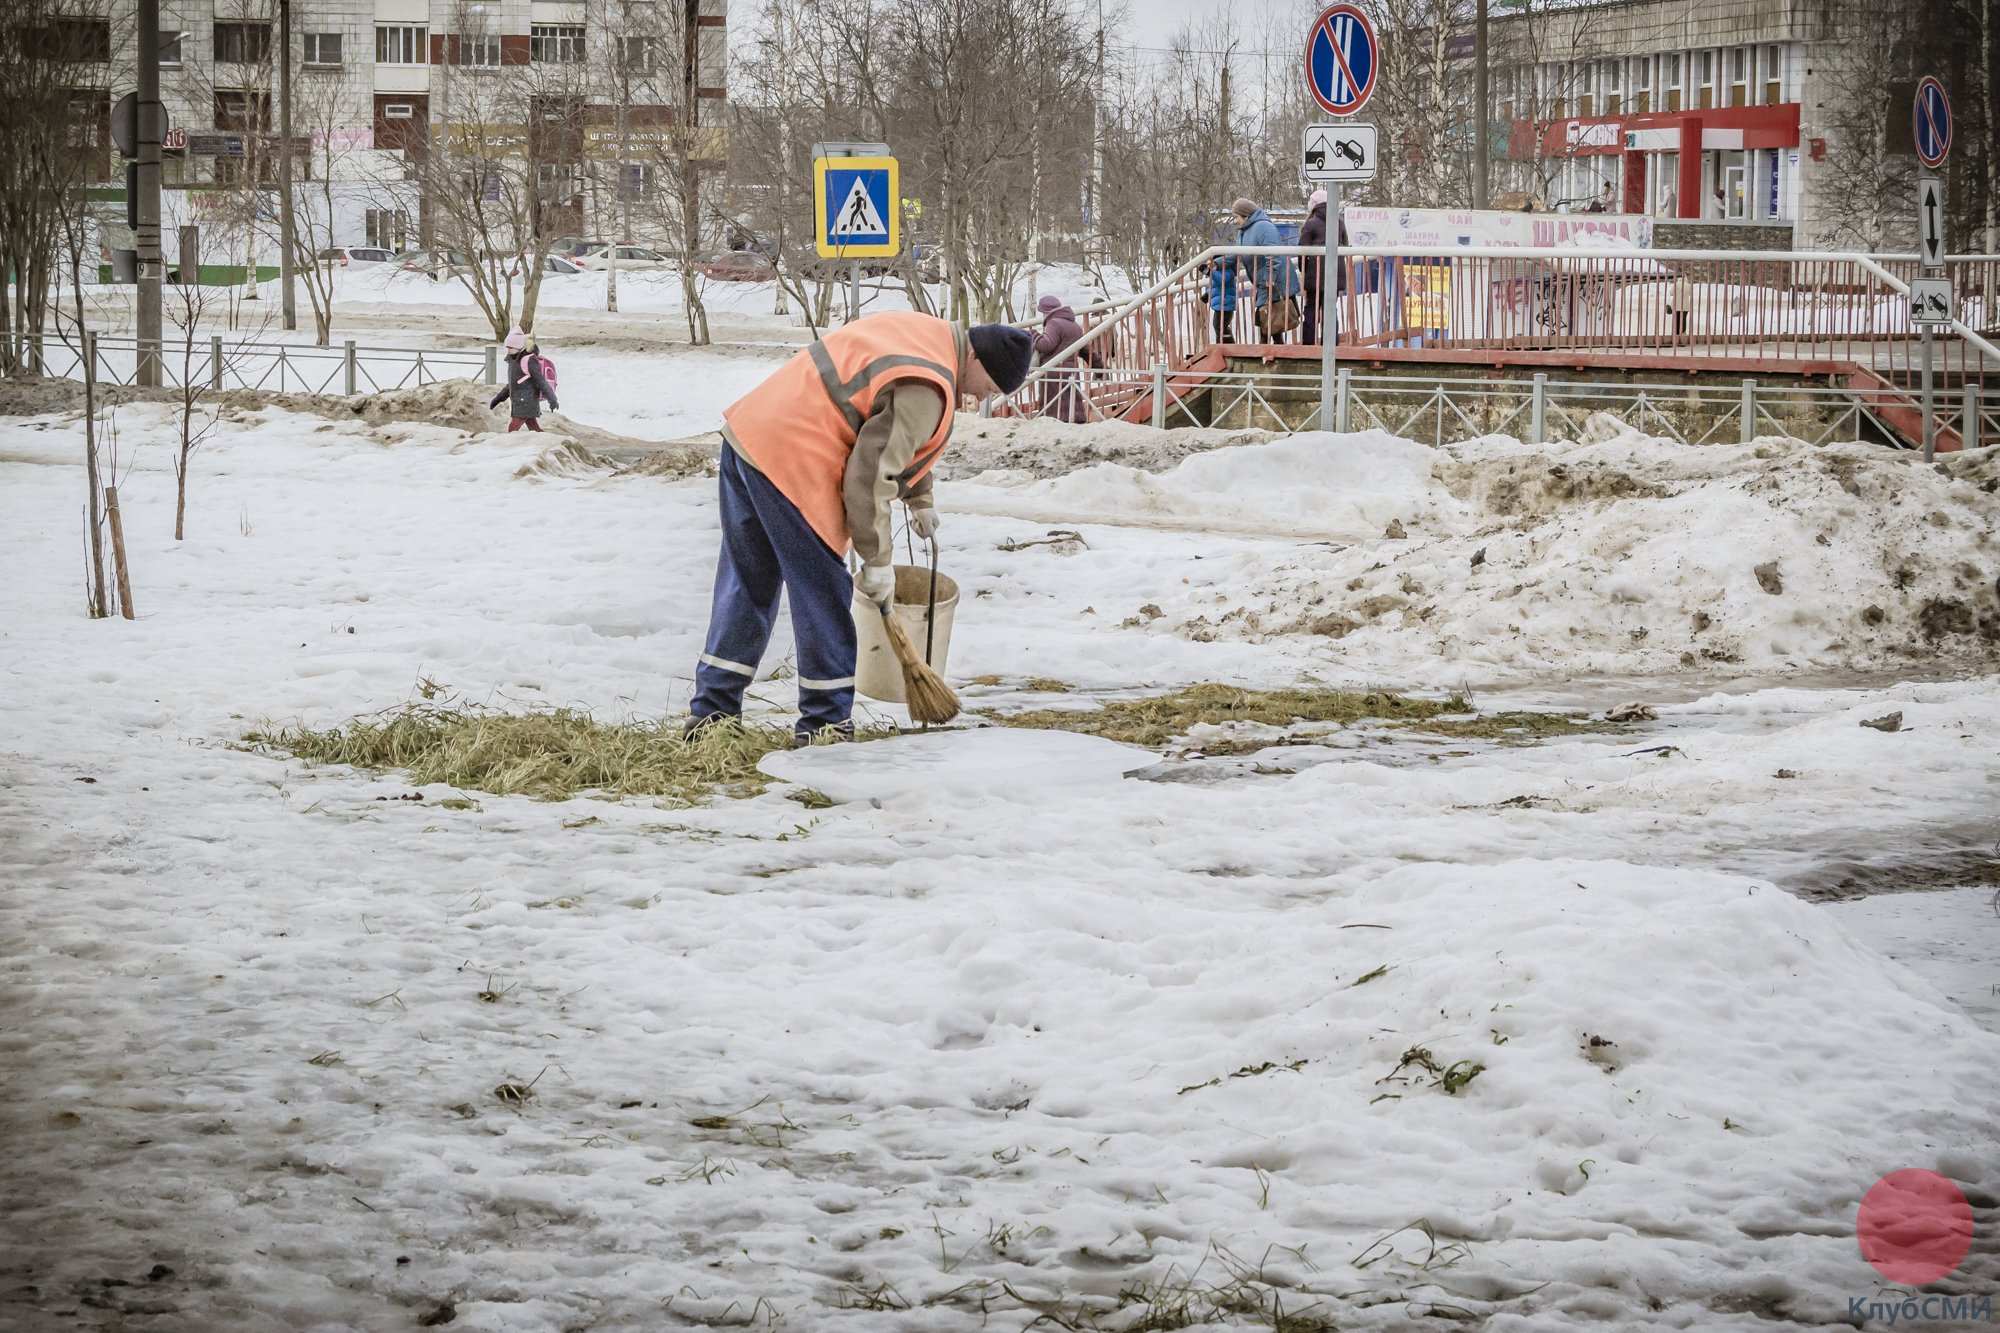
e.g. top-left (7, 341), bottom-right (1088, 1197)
top-left (688, 311), bottom-right (1033, 742)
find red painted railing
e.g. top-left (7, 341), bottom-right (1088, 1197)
top-left (1013, 248), bottom-right (1999, 427)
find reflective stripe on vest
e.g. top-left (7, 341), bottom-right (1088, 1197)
top-left (723, 312), bottom-right (959, 555)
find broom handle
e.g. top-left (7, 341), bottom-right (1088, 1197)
top-left (925, 538), bottom-right (939, 662)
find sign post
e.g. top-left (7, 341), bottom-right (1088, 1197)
top-left (812, 141), bottom-right (897, 323)
top-left (1303, 4), bottom-right (1378, 433)
top-left (1912, 74), bottom-right (1950, 458)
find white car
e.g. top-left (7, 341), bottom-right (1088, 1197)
top-left (575, 244), bottom-right (673, 271)
top-left (319, 246), bottom-right (396, 266)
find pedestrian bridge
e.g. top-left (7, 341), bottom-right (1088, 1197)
top-left (1007, 246), bottom-right (2000, 454)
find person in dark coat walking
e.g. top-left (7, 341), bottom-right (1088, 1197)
top-left (1299, 192), bottom-right (1349, 348)
top-left (1299, 191), bottom-right (1327, 346)
top-left (1032, 294), bottom-right (1092, 423)
top-left (490, 325), bottom-right (557, 431)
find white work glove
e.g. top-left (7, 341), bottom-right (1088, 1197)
top-left (907, 505), bottom-right (941, 540)
top-left (855, 563), bottom-right (895, 610)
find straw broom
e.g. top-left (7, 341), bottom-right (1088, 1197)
top-left (877, 606), bottom-right (960, 724)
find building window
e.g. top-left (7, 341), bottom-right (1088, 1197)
top-left (302, 32), bottom-right (342, 66)
top-left (365, 208), bottom-right (410, 250)
top-left (538, 163), bottom-right (584, 197)
top-left (214, 154), bottom-right (278, 186)
top-left (376, 25), bottom-right (425, 64)
top-left (159, 30), bottom-right (185, 67)
top-left (1633, 55), bottom-right (1651, 113)
top-left (1762, 44), bottom-right (1782, 103)
top-left (450, 34), bottom-right (502, 67)
top-left (531, 25), bottom-right (585, 63)
top-left (45, 19), bottom-right (112, 61)
top-left (618, 162), bottom-right (653, 202)
top-left (1727, 46), bottom-right (1747, 106)
top-left (1578, 61), bottom-right (1595, 117)
top-left (214, 89), bottom-right (272, 131)
top-left (1697, 50), bottom-right (1715, 109)
top-left (621, 35), bottom-right (660, 73)
top-left (214, 21), bottom-right (272, 65)
top-left (1664, 53), bottom-right (1682, 111)
top-left (1602, 60), bottom-right (1620, 114)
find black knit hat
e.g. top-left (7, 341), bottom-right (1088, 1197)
top-left (968, 323), bottom-right (1034, 395)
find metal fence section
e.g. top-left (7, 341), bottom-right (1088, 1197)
top-left (1010, 366), bottom-right (1984, 453)
top-left (1007, 246), bottom-right (2000, 440)
top-left (2, 331), bottom-right (495, 395)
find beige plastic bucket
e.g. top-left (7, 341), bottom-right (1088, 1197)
top-left (853, 565), bottom-right (960, 703)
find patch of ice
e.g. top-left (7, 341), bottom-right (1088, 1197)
top-left (759, 726), bottom-right (1156, 803)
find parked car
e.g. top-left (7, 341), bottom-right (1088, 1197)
top-left (575, 244), bottom-right (673, 271)
top-left (318, 246), bottom-right (396, 266)
top-left (541, 254), bottom-right (583, 275)
top-left (547, 236), bottom-right (607, 259)
top-left (699, 250), bottom-right (776, 282)
top-left (398, 248), bottom-right (474, 279)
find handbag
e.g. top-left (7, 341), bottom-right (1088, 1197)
top-left (1259, 295), bottom-right (1301, 336)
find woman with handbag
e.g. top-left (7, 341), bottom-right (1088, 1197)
top-left (1229, 197), bottom-right (1301, 344)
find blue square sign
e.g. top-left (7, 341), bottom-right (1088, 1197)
top-left (814, 156), bottom-right (899, 259)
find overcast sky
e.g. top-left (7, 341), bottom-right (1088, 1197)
top-left (730, 0), bottom-right (1307, 70)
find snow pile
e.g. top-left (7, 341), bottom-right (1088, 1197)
top-left (938, 414), bottom-right (1281, 481)
top-left (951, 424), bottom-right (2000, 678)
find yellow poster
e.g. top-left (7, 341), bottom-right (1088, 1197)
top-left (1402, 263), bottom-right (1451, 330)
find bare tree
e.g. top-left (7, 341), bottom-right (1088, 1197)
top-left (1369, 0), bottom-right (1476, 208)
top-left (288, 42), bottom-right (416, 344)
top-left (413, 0), bottom-right (587, 338)
top-left (611, 0), bottom-right (723, 343)
top-left (162, 277), bottom-right (270, 538)
top-left (0, 0), bottom-right (105, 375)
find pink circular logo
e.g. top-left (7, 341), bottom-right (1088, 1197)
top-left (1857, 1169), bottom-right (1974, 1285)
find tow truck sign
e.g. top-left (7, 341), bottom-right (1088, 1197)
top-left (1303, 123), bottom-right (1377, 183)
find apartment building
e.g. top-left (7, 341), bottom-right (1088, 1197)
top-left (65, 0), bottom-right (726, 249)
top-left (1485, 0), bottom-right (1922, 248)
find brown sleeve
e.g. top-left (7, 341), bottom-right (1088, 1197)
top-left (842, 379), bottom-right (947, 568)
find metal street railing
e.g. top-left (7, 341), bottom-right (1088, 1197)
top-left (1035, 366), bottom-right (1988, 452)
top-left (1004, 246), bottom-right (2000, 436)
top-left (2, 331), bottom-right (495, 395)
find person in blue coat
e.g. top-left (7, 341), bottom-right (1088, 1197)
top-left (1204, 258), bottom-right (1238, 344)
top-left (1229, 197), bottom-right (1301, 343)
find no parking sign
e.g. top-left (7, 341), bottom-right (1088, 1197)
top-left (1305, 3), bottom-right (1377, 117)
top-left (1913, 77), bottom-right (1951, 169)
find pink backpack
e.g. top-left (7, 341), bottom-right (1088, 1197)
top-left (517, 352), bottom-right (557, 392)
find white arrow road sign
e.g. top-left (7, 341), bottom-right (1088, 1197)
top-left (1917, 178), bottom-right (1944, 270)
top-left (1303, 123), bottom-right (1377, 182)
top-left (1909, 277), bottom-right (1954, 326)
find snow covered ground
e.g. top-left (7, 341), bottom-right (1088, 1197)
top-left (2, 379), bottom-right (1997, 1331)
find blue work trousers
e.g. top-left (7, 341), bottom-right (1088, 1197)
top-left (692, 447), bottom-right (858, 737)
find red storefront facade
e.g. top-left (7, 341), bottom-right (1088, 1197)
top-left (1509, 103), bottom-right (1802, 222)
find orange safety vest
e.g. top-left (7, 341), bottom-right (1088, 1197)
top-left (723, 311), bottom-right (959, 554)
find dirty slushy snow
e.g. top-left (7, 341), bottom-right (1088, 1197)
top-left (2, 390), bottom-right (1996, 1331)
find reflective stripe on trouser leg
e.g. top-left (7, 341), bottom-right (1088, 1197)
top-left (695, 447), bottom-right (859, 735)
top-left (692, 448), bottom-right (784, 720)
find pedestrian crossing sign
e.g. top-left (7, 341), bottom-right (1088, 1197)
top-left (813, 156), bottom-right (899, 259)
